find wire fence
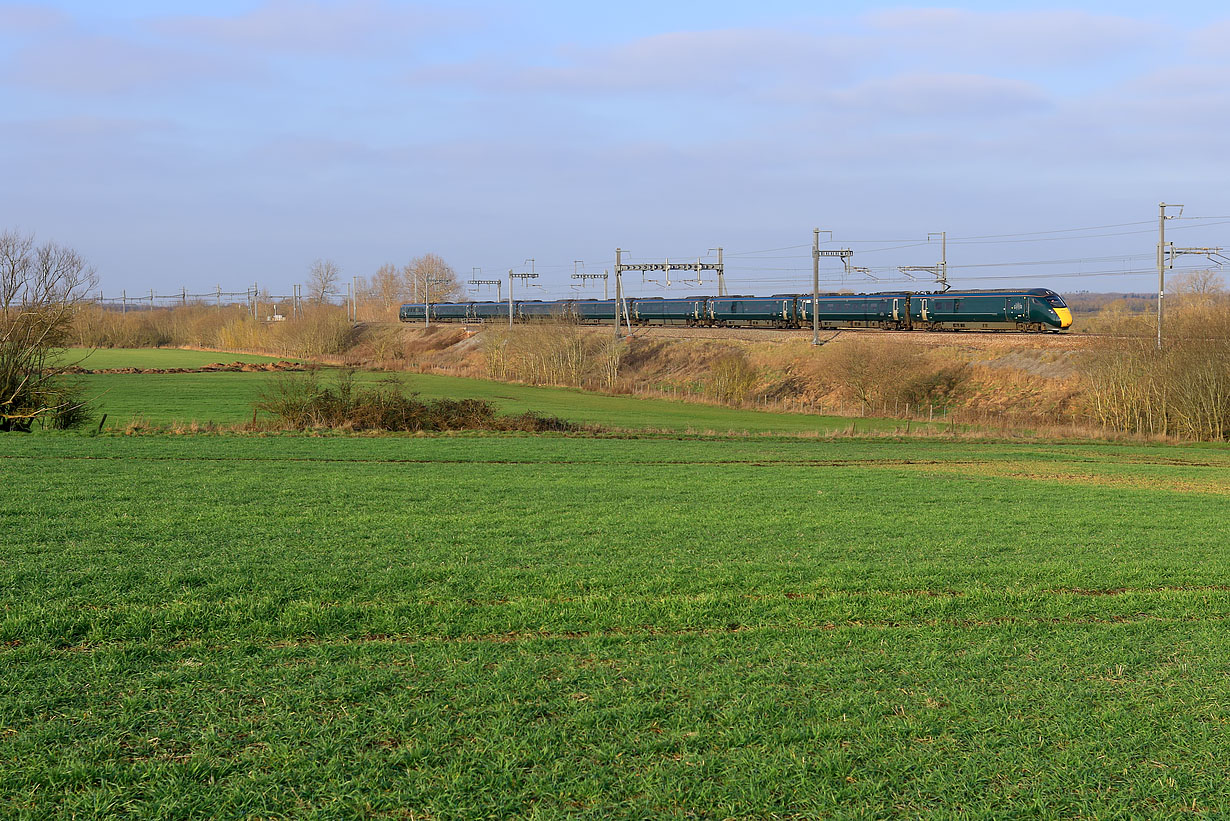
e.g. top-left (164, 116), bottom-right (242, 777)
top-left (90, 285), bottom-right (351, 320)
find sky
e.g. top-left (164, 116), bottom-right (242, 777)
top-left (2, 0), bottom-right (1230, 301)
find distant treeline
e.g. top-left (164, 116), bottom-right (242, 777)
top-left (1064, 292), bottom-right (1156, 314)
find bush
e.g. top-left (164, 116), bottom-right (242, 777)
top-left (897, 362), bottom-right (970, 407)
top-left (811, 337), bottom-right (969, 411)
top-left (256, 370), bottom-right (582, 433)
top-left (47, 381), bottom-right (94, 430)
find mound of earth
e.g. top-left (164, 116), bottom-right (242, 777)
top-left (63, 360), bottom-right (305, 375)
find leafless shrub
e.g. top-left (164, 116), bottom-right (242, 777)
top-left (598, 334), bottom-right (623, 389)
top-left (706, 351), bottom-right (758, 404)
top-left (276, 306), bottom-right (355, 357)
top-left (482, 320), bottom-right (618, 388)
top-left (483, 327), bottom-right (511, 380)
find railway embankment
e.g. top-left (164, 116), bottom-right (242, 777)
top-left (347, 322), bottom-right (1086, 426)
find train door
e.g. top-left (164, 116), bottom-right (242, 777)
top-left (892, 298), bottom-right (900, 321)
top-left (1006, 297), bottom-right (1027, 322)
top-left (919, 298), bottom-right (929, 321)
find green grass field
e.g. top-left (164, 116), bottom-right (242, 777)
top-left (66, 345), bottom-right (934, 434)
top-left (4, 431), bottom-right (1230, 818)
top-left (77, 368), bottom-right (910, 434)
top-left (10, 348), bottom-right (1230, 816)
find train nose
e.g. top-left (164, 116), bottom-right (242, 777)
top-left (1055, 307), bottom-right (1073, 329)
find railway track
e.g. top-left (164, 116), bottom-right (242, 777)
top-left (379, 319), bottom-right (1112, 350)
top-left (612, 325), bottom-right (1108, 349)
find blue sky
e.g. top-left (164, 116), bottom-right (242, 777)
top-left (2, 0), bottom-right (1229, 299)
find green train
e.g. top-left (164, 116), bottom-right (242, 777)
top-left (400, 288), bottom-right (1073, 333)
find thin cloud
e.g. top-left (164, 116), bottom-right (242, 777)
top-left (4, 35), bottom-right (255, 94)
top-left (830, 72), bottom-right (1052, 118)
top-left (865, 8), bottom-right (1154, 65)
top-left (4, 115), bottom-right (178, 140)
top-left (1188, 18), bottom-right (1230, 60)
top-left (415, 27), bottom-right (858, 97)
top-left (1130, 64), bottom-right (1230, 97)
top-left (155, 0), bottom-right (466, 55)
top-left (0, 4), bottom-right (68, 33)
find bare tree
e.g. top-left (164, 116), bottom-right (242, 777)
top-left (356, 263), bottom-right (412, 319)
top-left (405, 254), bottom-right (461, 303)
top-left (307, 258), bottom-right (340, 304)
top-left (0, 229), bottom-right (98, 431)
top-left (1172, 270), bottom-right (1225, 306)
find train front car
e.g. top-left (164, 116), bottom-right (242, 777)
top-left (1037, 290), bottom-right (1073, 330)
top-left (910, 289), bottom-right (1072, 332)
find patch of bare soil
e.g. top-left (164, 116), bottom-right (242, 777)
top-left (64, 361), bottom-right (305, 375)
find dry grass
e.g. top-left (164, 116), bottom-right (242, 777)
top-left (1083, 291), bottom-right (1230, 440)
top-left (74, 304), bottom-right (355, 358)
